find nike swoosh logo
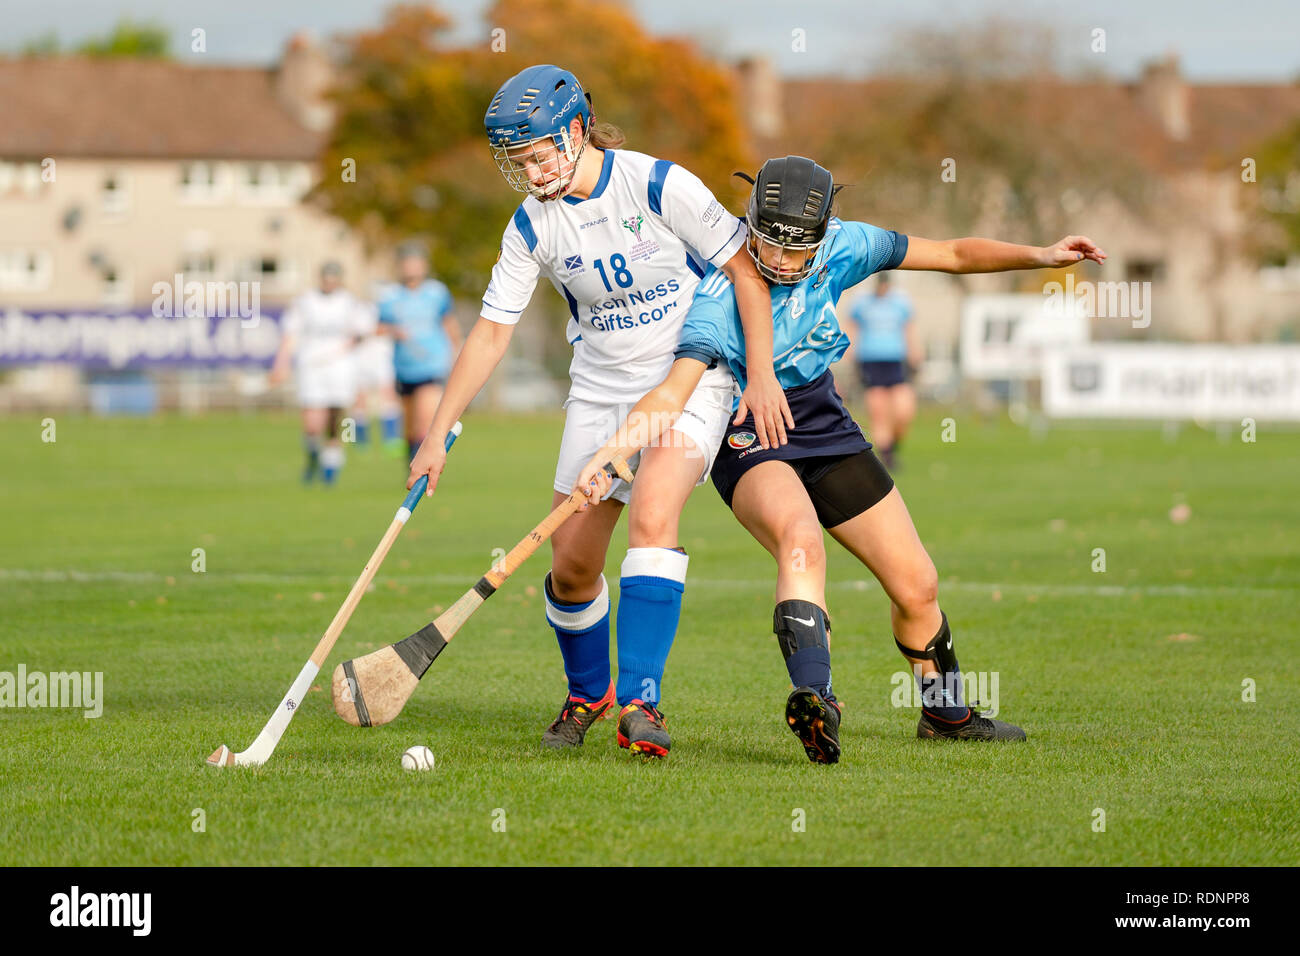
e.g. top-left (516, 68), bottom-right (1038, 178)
top-left (946, 638), bottom-right (952, 649)
top-left (784, 615), bottom-right (815, 627)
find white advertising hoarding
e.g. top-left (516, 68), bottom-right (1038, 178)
top-left (960, 294), bottom-right (1090, 380)
top-left (1042, 344), bottom-right (1300, 421)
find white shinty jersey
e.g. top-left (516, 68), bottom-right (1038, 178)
top-left (282, 288), bottom-right (376, 370)
top-left (481, 148), bottom-right (747, 405)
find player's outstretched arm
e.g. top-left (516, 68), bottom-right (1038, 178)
top-left (721, 249), bottom-right (794, 448)
top-left (574, 357), bottom-right (708, 504)
top-left (898, 235), bottom-right (1106, 273)
top-left (407, 315), bottom-right (514, 495)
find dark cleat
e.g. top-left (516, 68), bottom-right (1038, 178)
top-left (785, 687), bottom-right (841, 764)
top-left (541, 681), bottom-right (615, 749)
top-left (917, 703), bottom-right (1026, 741)
top-left (616, 700), bottom-right (671, 758)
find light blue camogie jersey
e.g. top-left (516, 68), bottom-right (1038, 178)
top-left (378, 280), bottom-right (455, 384)
top-left (849, 288), bottom-right (913, 361)
top-left (675, 219), bottom-right (908, 391)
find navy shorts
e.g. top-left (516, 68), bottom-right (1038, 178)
top-left (711, 370), bottom-right (872, 510)
top-left (858, 360), bottom-right (908, 389)
top-left (395, 377), bottom-right (446, 397)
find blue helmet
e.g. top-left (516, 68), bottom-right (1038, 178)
top-left (485, 64), bottom-right (593, 199)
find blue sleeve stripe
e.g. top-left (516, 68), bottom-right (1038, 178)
top-left (560, 282), bottom-right (579, 322)
top-left (685, 252), bottom-right (705, 279)
top-left (647, 159), bottom-right (674, 216)
top-left (673, 346), bottom-right (718, 367)
top-left (512, 206), bottom-right (538, 253)
top-left (883, 231), bottom-right (908, 271)
top-left (481, 302), bottom-right (522, 314)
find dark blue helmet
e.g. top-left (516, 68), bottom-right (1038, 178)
top-left (485, 65), bottom-right (593, 199)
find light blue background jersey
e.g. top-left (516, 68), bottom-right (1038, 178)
top-left (849, 288), bottom-right (913, 361)
top-left (378, 280), bottom-right (455, 384)
top-left (675, 219), bottom-right (908, 391)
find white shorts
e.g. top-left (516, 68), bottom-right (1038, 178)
top-left (297, 356), bottom-right (356, 409)
top-left (553, 366), bottom-right (737, 505)
top-left (353, 337), bottom-right (395, 392)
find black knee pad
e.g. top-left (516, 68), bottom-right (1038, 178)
top-left (895, 611), bottom-right (958, 672)
top-left (773, 600), bottom-right (831, 659)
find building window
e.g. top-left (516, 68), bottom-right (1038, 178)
top-left (101, 266), bottom-right (131, 307)
top-left (236, 162), bottom-right (309, 205)
top-left (0, 161), bottom-right (45, 197)
top-left (180, 250), bottom-right (218, 278)
top-left (102, 170), bottom-right (130, 216)
top-left (1125, 258), bottom-right (1166, 283)
top-left (238, 253), bottom-right (295, 292)
top-left (179, 161), bottom-right (228, 202)
top-left (0, 249), bottom-right (53, 291)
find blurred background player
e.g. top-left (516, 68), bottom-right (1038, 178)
top-left (269, 261), bottom-right (375, 484)
top-left (378, 243), bottom-right (463, 462)
top-left (578, 156), bottom-right (1105, 762)
top-left (849, 273), bottom-right (920, 470)
top-left (349, 295), bottom-right (404, 458)
top-left (406, 64), bottom-right (788, 759)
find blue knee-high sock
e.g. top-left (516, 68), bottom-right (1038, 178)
top-left (381, 411), bottom-right (401, 443)
top-left (544, 572), bottom-right (611, 702)
top-left (354, 417), bottom-right (370, 445)
top-left (320, 444), bottom-right (344, 485)
top-left (615, 547), bottom-right (688, 707)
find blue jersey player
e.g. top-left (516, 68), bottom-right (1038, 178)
top-left (848, 273), bottom-right (919, 469)
top-left (578, 156), bottom-right (1106, 763)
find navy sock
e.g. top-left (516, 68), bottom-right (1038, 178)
top-left (615, 548), bottom-right (688, 707)
top-left (544, 572), bottom-right (611, 702)
top-left (911, 614), bottom-right (969, 722)
top-left (774, 600), bottom-right (834, 701)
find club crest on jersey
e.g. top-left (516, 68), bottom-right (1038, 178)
top-left (812, 265), bottom-right (830, 289)
top-left (563, 254), bottom-right (584, 274)
top-left (621, 214), bottom-right (645, 241)
top-left (727, 431), bottom-right (757, 450)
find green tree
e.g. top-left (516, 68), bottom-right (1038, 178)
top-left (1249, 120), bottom-right (1300, 263)
top-left (77, 20), bottom-right (171, 59)
top-left (312, 1), bottom-right (754, 302)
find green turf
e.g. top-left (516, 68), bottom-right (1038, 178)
top-left (1, 409), bottom-right (1298, 865)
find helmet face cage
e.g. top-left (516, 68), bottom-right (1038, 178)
top-left (489, 121), bottom-right (591, 200)
top-left (485, 65), bottom-right (594, 201)
top-left (746, 226), bottom-right (826, 285)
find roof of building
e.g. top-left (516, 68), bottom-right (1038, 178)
top-left (0, 57), bottom-right (326, 160)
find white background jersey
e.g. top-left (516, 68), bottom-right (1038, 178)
top-left (281, 288), bottom-right (376, 371)
top-left (481, 148), bottom-right (746, 405)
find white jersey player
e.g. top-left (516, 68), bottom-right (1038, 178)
top-left (269, 261), bottom-right (375, 484)
top-left (407, 65), bottom-right (791, 758)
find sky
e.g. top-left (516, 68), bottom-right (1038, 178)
top-left (1, 0), bottom-right (1298, 81)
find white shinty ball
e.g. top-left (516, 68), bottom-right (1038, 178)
top-left (401, 745), bottom-right (436, 771)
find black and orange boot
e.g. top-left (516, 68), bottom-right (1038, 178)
top-left (616, 700), bottom-right (671, 758)
top-left (540, 681), bottom-right (615, 749)
top-left (785, 687), bottom-right (842, 764)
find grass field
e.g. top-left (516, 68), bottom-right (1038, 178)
top-left (2, 408), bottom-right (1298, 866)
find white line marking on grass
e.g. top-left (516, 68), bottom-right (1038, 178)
top-left (0, 568), bottom-right (1293, 599)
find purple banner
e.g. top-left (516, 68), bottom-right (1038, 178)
top-left (0, 307), bottom-right (285, 368)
